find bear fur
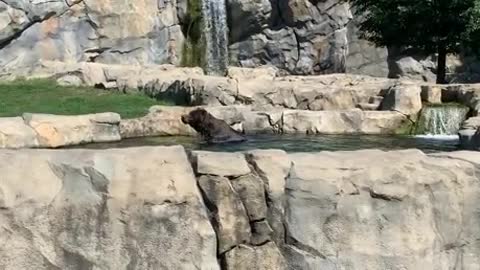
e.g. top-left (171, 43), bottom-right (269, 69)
top-left (181, 108), bottom-right (247, 144)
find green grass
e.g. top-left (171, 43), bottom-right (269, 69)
top-left (0, 79), bottom-right (171, 119)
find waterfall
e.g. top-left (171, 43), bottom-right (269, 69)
top-left (416, 105), bottom-right (469, 135)
top-left (202, 0), bottom-right (229, 75)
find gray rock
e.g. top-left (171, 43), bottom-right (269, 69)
top-left (197, 175), bottom-right (252, 254)
top-left (193, 151), bottom-right (251, 177)
top-left (223, 243), bottom-right (287, 270)
top-left (231, 174), bottom-right (268, 221)
top-left (251, 220), bottom-right (274, 245)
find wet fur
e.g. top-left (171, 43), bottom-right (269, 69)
top-left (181, 108), bottom-right (247, 144)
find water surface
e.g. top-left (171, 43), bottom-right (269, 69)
top-left (74, 134), bottom-right (460, 153)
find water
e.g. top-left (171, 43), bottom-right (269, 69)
top-left (417, 105), bottom-right (469, 135)
top-left (72, 134), bottom-right (460, 153)
top-left (202, 0), bottom-right (229, 75)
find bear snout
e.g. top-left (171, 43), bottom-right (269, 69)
top-left (181, 114), bottom-right (189, 124)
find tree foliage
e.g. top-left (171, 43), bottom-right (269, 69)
top-left (348, 0), bottom-right (480, 83)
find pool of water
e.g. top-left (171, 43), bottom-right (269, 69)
top-left (72, 134), bottom-right (461, 153)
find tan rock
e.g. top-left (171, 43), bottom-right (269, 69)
top-left (223, 242), bottom-right (287, 270)
top-left (0, 146), bottom-right (219, 269)
top-left (0, 117), bottom-right (39, 148)
top-left (23, 112), bottom-right (121, 147)
top-left (381, 84), bottom-right (423, 115)
top-left (193, 151), bottom-right (251, 177)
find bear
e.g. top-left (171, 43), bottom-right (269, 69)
top-left (181, 108), bottom-right (247, 144)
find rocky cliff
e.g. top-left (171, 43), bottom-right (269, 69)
top-left (2, 146), bottom-right (480, 269)
top-left (0, 0), bottom-right (477, 80)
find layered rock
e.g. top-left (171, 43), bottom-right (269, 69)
top-left (0, 0), bottom-right (186, 72)
top-left (2, 146), bottom-right (480, 269)
top-left (0, 146), bottom-right (219, 269)
top-left (23, 112), bottom-right (121, 148)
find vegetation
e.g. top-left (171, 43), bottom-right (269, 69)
top-left (0, 79), bottom-right (170, 119)
top-left (348, 0), bottom-right (480, 84)
top-left (181, 0), bottom-right (205, 67)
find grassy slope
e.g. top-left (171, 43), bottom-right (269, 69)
top-left (0, 79), bottom-right (170, 119)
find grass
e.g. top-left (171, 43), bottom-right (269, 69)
top-left (0, 79), bottom-right (171, 119)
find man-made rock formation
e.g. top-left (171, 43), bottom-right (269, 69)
top-left (0, 0), bottom-right (185, 71)
top-left (0, 112), bottom-right (122, 148)
top-left (0, 146), bottom-right (220, 270)
top-left (2, 146), bottom-right (480, 269)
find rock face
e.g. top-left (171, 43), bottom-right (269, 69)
top-left (284, 149), bottom-right (480, 269)
top-left (2, 147), bottom-right (480, 269)
top-left (0, 117), bottom-right (39, 148)
top-left (0, 146), bottom-right (219, 269)
top-left (0, 0), bottom-right (185, 72)
top-left (24, 112), bottom-right (121, 147)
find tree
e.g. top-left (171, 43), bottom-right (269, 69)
top-left (348, 0), bottom-right (480, 84)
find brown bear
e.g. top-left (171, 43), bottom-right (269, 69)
top-left (181, 108), bottom-right (247, 144)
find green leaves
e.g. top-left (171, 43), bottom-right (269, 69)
top-left (349, 0), bottom-right (479, 54)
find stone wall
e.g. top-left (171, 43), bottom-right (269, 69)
top-left (2, 146), bottom-right (480, 269)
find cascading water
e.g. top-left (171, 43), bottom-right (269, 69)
top-left (416, 105), bottom-right (469, 135)
top-left (202, 0), bottom-right (229, 75)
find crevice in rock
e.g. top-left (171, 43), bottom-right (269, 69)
top-left (0, 11), bottom-right (56, 49)
top-left (367, 187), bottom-right (402, 202)
top-left (284, 234), bottom-right (327, 259)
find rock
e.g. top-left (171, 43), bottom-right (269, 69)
top-left (120, 106), bottom-right (195, 138)
top-left (282, 110), bottom-right (411, 134)
top-left (223, 243), bottom-right (287, 270)
top-left (421, 85), bottom-right (442, 104)
top-left (285, 149), bottom-right (480, 269)
top-left (0, 1), bottom-right (185, 71)
top-left (193, 151), bottom-right (251, 177)
top-left (227, 66), bottom-right (277, 81)
top-left (251, 220), bottom-right (274, 245)
top-left (231, 174), bottom-right (268, 221)
top-left (197, 175), bottom-right (252, 254)
top-left (462, 116), bottom-right (480, 130)
top-left (246, 150), bottom-right (291, 244)
top-left (23, 112), bottom-right (121, 148)
top-left (459, 128), bottom-right (480, 150)
top-left (381, 84), bottom-right (423, 115)
top-left (0, 146), bottom-right (219, 269)
top-left (56, 75), bottom-right (83, 86)
top-left (0, 117), bottom-right (39, 148)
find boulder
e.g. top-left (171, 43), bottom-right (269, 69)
top-left (223, 243), bottom-right (287, 270)
top-left (197, 175), bottom-right (252, 254)
top-left (0, 146), bottom-right (219, 269)
top-left (193, 151), bottom-right (251, 177)
top-left (120, 106), bottom-right (195, 138)
top-left (285, 149), bottom-right (480, 269)
top-left (381, 84), bottom-right (423, 115)
top-left (0, 117), bottom-right (39, 148)
top-left (282, 110), bottom-right (411, 134)
top-left (230, 174), bottom-right (268, 221)
top-left (459, 128), bottom-right (480, 150)
top-left (421, 85), bottom-right (442, 104)
top-left (23, 113), bottom-right (121, 148)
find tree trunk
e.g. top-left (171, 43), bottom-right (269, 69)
top-left (436, 45), bottom-right (447, 84)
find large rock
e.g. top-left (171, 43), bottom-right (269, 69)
top-left (381, 84), bottom-right (423, 115)
top-left (197, 175), bottom-right (252, 254)
top-left (282, 109), bottom-right (411, 134)
top-left (223, 243), bottom-right (287, 270)
top-left (0, 146), bottom-right (219, 269)
top-left (0, 117), bottom-right (39, 148)
top-left (284, 149), bottom-right (480, 269)
top-left (23, 112), bottom-right (121, 147)
top-left (0, 0), bottom-right (185, 72)
top-left (120, 106), bottom-right (195, 138)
